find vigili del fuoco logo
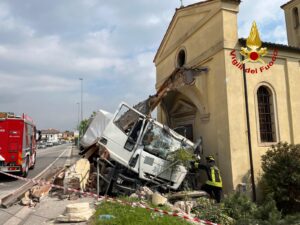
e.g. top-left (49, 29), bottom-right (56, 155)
top-left (230, 21), bottom-right (278, 74)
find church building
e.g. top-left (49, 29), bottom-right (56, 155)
top-left (154, 0), bottom-right (300, 197)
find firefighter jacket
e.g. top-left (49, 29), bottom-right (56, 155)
top-left (194, 163), bottom-right (223, 188)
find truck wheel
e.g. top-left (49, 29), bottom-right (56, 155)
top-left (30, 153), bottom-right (36, 169)
top-left (22, 157), bottom-right (29, 177)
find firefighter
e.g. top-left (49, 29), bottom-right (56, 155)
top-left (195, 155), bottom-right (223, 203)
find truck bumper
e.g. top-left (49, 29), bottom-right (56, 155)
top-left (0, 166), bottom-right (21, 172)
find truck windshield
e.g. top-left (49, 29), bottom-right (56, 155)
top-left (142, 123), bottom-right (192, 159)
top-left (114, 104), bottom-right (143, 136)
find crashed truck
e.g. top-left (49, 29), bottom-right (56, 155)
top-left (80, 67), bottom-right (207, 195)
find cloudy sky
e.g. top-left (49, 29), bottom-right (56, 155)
top-left (0, 0), bottom-right (288, 131)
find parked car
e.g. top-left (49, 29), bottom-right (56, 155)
top-left (38, 143), bottom-right (47, 149)
top-left (46, 142), bottom-right (54, 147)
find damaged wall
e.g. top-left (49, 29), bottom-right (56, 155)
top-left (154, 0), bottom-right (237, 193)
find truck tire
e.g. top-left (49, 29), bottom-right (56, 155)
top-left (30, 153), bottom-right (36, 169)
top-left (22, 157), bottom-right (29, 177)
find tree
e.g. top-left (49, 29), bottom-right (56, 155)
top-left (78, 111), bottom-right (96, 136)
top-left (78, 119), bottom-right (89, 136)
top-left (260, 142), bottom-right (300, 214)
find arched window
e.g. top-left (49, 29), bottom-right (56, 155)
top-left (293, 7), bottom-right (299, 29)
top-left (177, 49), bottom-right (186, 67)
top-left (257, 86), bottom-right (276, 142)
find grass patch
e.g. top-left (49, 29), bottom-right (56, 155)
top-left (90, 197), bottom-right (191, 225)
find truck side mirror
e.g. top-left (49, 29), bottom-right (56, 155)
top-left (36, 130), bottom-right (42, 141)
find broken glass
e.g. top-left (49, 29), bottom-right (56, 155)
top-left (142, 123), bottom-right (191, 159)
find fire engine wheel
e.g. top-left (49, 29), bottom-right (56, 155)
top-left (22, 157), bottom-right (29, 177)
top-left (30, 153), bottom-right (36, 169)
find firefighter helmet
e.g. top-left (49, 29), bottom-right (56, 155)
top-left (206, 155), bottom-right (215, 162)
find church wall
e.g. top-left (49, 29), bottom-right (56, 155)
top-left (225, 46), bottom-right (300, 195)
top-left (195, 50), bottom-right (233, 193)
top-left (285, 57), bottom-right (300, 143)
top-left (224, 48), bottom-right (251, 193)
top-left (156, 2), bottom-right (225, 88)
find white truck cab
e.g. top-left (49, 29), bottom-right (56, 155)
top-left (99, 102), bottom-right (195, 192)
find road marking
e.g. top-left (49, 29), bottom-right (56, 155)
top-left (2, 206), bottom-right (34, 225)
top-left (34, 146), bottom-right (71, 178)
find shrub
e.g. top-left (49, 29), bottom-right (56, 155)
top-left (222, 192), bottom-right (287, 225)
top-left (222, 192), bottom-right (256, 224)
top-left (192, 197), bottom-right (234, 225)
top-left (260, 142), bottom-right (300, 214)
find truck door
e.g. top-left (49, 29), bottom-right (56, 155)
top-left (101, 104), bottom-right (145, 167)
top-left (0, 119), bottom-right (9, 165)
top-left (9, 123), bottom-right (22, 166)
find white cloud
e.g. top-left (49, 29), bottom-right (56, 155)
top-left (238, 0), bottom-right (288, 44)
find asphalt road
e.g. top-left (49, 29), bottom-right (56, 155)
top-left (0, 143), bottom-right (75, 225)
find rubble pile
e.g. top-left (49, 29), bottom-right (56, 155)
top-left (129, 185), bottom-right (209, 218)
top-left (63, 158), bottom-right (90, 194)
top-left (85, 171), bottom-right (97, 193)
top-left (20, 179), bottom-right (55, 207)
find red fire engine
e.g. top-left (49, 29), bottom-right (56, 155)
top-left (0, 112), bottom-right (38, 177)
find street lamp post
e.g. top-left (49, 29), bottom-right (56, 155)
top-left (77, 102), bottom-right (80, 149)
top-left (77, 102), bottom-right (80, 128)
top-left (79, 78), bottom-right (83, 122)
top-left (78, 78), bottom-right (83, 151)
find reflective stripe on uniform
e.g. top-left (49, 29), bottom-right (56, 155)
top-left (206, 166), bottom-right (222, 188)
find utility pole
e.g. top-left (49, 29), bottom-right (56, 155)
top-left (78, 78), bottom-right (83, 150)
top-left (77, 102), bottom-right (80, 127)
top-left (77, 102), bottom-right (80, 149)
top-left (79, 78), bottom-right (83, 122)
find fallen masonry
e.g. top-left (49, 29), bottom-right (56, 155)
top-left (57, 202), bottom-right (95, 222)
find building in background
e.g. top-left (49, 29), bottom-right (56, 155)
top-left (154, 0), bottom-right (300, 197)
top-left (41, 129), bottom-right (62, 143)
top-left (62, 131), bottom-right (75, 142)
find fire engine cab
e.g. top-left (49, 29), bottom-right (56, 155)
top-left (0, 112), bottom-right (38, 177)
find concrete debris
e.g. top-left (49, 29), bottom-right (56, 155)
top-left (134, 186), bottom-right (154, 200)
top-left (20, 191), bottom-right (33, 206)
top-left (56, 202), bottom-right (95, 222)
top-left (129, 186), bottom-right (209, 217)
top-left (173, 200), bottom-right (198, 215)
top-left (86, 172), bottom-right (97, 193)
top-left (53, 170), bottom-right (65, 187)
top-left (152, 192), bottom-right (167, 206)
top-left (64, 158), bottom-right (90, 193)
top-left (129, 186), bottom-right (152, 200)
top-left (31, 184), bottom-right (52, 202)
top-left (20, 183), bottom-right (51, 206)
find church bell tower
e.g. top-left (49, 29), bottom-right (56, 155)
top-left (282, 0), bottom-right (300, 47)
